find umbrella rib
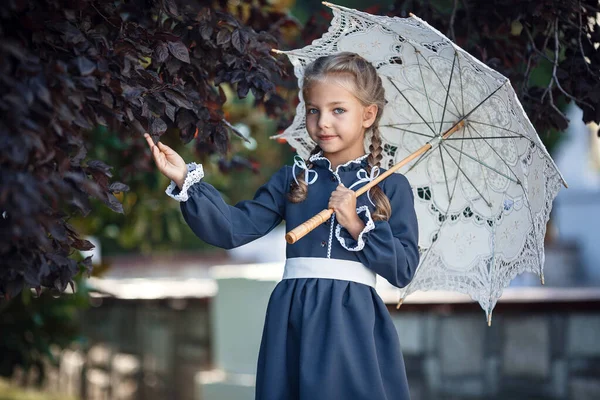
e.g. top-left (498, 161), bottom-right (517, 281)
top-left (409, 138), bottom-right (466, 278)
top-left (467, 120), bottom-right (531, 140)
top-left (444, 122), bottom-right (467, 208)
top-left (464, 126), bottom-right (496, 302)
top-left (386, 121), bottom-right (447, 126)
top-left (457, 52), bottom-right (465, 115)
top-left (439, 146), bottom-right (452, 202)
top-left (382, 125), bottom-right (435, 138)
top-left (467, 124), bottom-right (523, 185)
top-left (464, 125), bottom-right (494, 201)
top-left (404, 139), bottom-right (439, 174)
top-left (439, 52), bottom-right (458, 135)
top-left (395, 93), bottom-right (461, 121)
top-left (441, 144), bottom-right (493, 207)
top-left (416, 49), bottom-right (462, 118)
top-left (445, 135), bottom-right (524, 140)
top-left (463, 81), bottom-right (507, 120)
top-left (444, 141), bottom-right (520, 184)
top-left (382, 78), bottom-right (462, 122)
top-left (471, 120), bottom-right (567, 188)
top-left (388, 78), bottom-right (438, 136)
top-left (416, 55), bottom-right (437, 128)
top-left (467, 128), bottom-right (542, 279)
top-left (452, 122), bottom-right (469, 204)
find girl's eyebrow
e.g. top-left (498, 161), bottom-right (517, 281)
top-left (306, 101), bottom-right (347, 107)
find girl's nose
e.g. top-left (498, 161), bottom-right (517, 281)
top-left (317, 115), bottom-right (330, 128)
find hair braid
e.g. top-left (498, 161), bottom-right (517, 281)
top-left (288, 145), bottom-right (322, 203)
top-left (367, 124), bottom-right (392, 221)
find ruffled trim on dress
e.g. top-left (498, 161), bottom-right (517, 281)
top-left (309, 151), bottom-right (369, 183)
top-left (335, 205), bottom-right (375, 251)
top-left (165, 162), bottom-right (204, 202)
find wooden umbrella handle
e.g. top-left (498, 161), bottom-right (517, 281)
top-left (285, 120), bottom-right (465, 244)
top-left (285, 209), bottom-right (334, 244)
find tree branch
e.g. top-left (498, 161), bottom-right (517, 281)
top-left (548, 88), bottom-right (569, 124)
top-left (523, 24), bottom-right (554, 64)
top-left (92, 2), bottom-right (118, 29)
top-left (222, 118), bottom-right (251, 143)
top-left (540, 19), bottom-right (557, 104)
top-left (578, 0), bottom-right (597, 77)
top-left (550, 18), bottom-right (594, 109)
top-left (520, 52), bottom-right (534, 98)
top-left (448, 0), bottom-right (458, 42)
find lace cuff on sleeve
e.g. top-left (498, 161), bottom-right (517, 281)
top-left (165, 162), bottom-right (204, 202)
top-left (335, 205), bottom-right (375, 251)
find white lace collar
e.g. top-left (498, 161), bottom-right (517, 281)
top-left (308, 151), bottom-right (369, 173)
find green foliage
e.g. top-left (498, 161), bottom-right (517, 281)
top-left (0, 281), bottom-right (89, 381)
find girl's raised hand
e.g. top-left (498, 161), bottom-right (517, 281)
top-left (328, 184), bottom-right (365, 240)
top-left (144, 133), bottom-right (187, 188)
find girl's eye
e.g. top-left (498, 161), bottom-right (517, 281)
top-left (306, 107), bottom-right (345, 114)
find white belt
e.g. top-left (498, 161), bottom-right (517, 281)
top-left (282, 257), bottom-right (376, 288)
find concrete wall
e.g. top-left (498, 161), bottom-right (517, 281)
top-left (198, 262), bottom-right (600, 400)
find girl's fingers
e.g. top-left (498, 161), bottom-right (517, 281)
top-left (144, 133), bottom-right (156, 149)
top-left (151, 145), bottom-right (161, 162)
top-left (145, 134), bottom-right (170, 159)
top-left (330, 192), bottom-right (349, 201)
top-left (157, 141), bottom-right (177, 156)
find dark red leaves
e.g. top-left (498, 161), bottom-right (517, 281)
top-left (167, 41), bottom-right (190, 63)
top-left (74, 56), bottom-right (96, 76)
top-left (164, 89), bottom-right (193, 109)
top-left (162, 0), bottom-right (179, 17)
top-left (86, 160), bottom-right (113, 177)
top-left (232, 29), bottom-right (249, 53)
top-left (150, 117), bottom-right (168, 135)
top-left (108, 182), bottom-right (130, 193)
top-left (154, 41), bottom-right (169, 63)
top-left (0, 0), bottom-right (291, 297)
top-left (216, 29), bottom-right (231, 46)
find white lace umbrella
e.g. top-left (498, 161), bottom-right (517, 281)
top-left (272, 2), bottom-right (567, 324)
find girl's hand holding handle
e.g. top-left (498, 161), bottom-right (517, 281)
top-left (144, 133), bottom-right (187, 189)
top-left (328, 184), bottom-right (365, 240)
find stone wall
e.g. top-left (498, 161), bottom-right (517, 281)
top-left (392, 310), bottom-right (600, 400)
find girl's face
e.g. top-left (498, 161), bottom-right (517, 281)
top-left (304, 79), bottom-right (377, 166)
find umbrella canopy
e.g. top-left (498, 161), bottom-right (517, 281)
top-left (273, 2), bottom-right (567, 323)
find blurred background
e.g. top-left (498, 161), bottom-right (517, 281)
top-left (1, 0), bottom-right (599, 399)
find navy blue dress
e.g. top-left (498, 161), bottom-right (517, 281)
top-left (167, 152), bottom-right (420, 400)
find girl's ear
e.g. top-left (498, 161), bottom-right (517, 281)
top-left (362, 104), bottom-right (378, 129)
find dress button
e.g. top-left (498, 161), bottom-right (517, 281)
top-left (321, 241), bottom-right (327, 247)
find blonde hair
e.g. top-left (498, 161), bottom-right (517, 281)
top-left (288, 52), bottom-right (391, 221)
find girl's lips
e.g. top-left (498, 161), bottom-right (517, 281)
top-left (318, 135), bottom-right (337, 141)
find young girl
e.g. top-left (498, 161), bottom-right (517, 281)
top-left (144, 52), bottom-right (419, 400)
